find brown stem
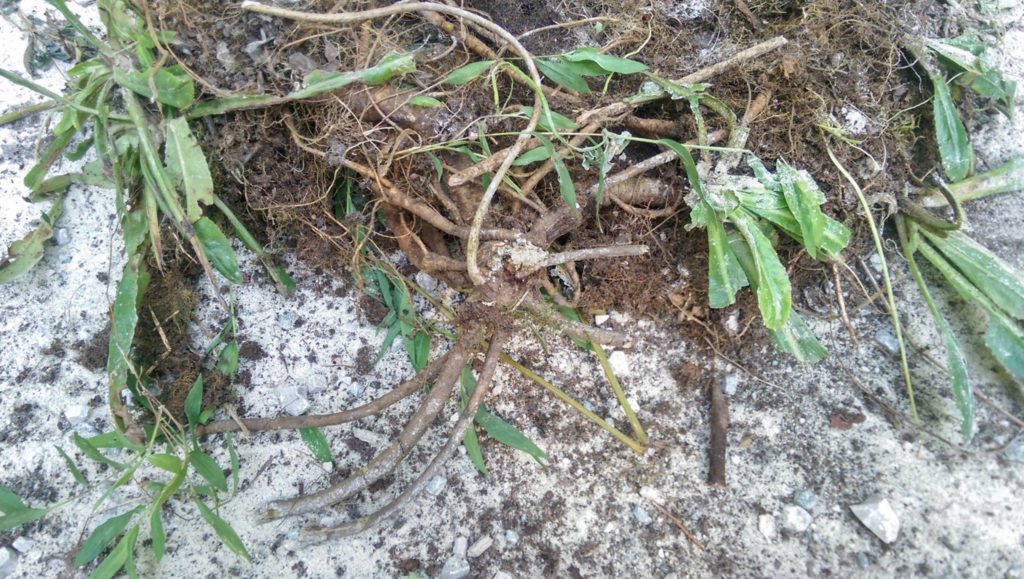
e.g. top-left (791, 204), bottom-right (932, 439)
top-left (708, 378), bottom-right (729, 487)
top-left (305, 329), bottom-right (508, 539)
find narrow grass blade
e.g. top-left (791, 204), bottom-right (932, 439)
top-left (443, 60), bottom-right (495, 85)
top-left (922, 229), bottom-right (1024, 319)
top-left (88, 525), bottom-right (138, 579)
top-left (195, 498), bottom-right (251, 563)
top-left (475, 409), bottom-right (548, 465)
top-left (74, 506), bottom-right (144, 567)
top-left (534, 134), bottom-right (578, 214)
top-left (299, 428), bottom-right (334, 463)
top-left (56, 446), bottom-right (88, 486)
top-left (921, 156), bottom-right (1024, 207)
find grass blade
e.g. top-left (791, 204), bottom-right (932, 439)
top-left (164, 117), bottom-right (214, 223)
top-left (922, 229), bottom-right (1024, 319)
top-left (932, 75), bottom-right (973, 182)
top-left (189, 451), bottom-right (228, 493)
top-left (443, 60), bottom-right (495, 85)
top-left (195, 498), bottom-right (251, 563)
top-left (535, 134), bottom-right (578, 214)
top-left (194, 217), bottom-right (243, 284)
top-left (74, 506), bottom-right (144, 567)
top-left (56, 446), bottom-right (89, 486)
top-left (299, 428), bottom-right (334, 463)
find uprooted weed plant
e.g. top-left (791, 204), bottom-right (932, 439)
top-left (0, 0), bottom-right (1022, 574)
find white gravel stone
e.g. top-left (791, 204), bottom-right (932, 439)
top-left (278, 386), bottom-right (310, 416)
top-left (504, 530), bottom-right (519, 545)
top-left (439, 555), bottom-right (470, 579)
top-left (781, 505), bottom-right (813, 533)
top-left (850, 495), bottom-right (900, 544)
top-left (758, 514), bottom-right (777, 540)
top-left (594, 314), bottom-right (610, 326)
top-left (0, 547), bottom-right (17, 577)
top-left (453, 536), bottom-right (468, 558)
top-left (10, 537), bottom-right (32, 553)
top-left (607, 350), bottom-right (631, 377)
top-left (467, 536), bottom-right (493, 558)
top-left (426, 475), bottom-right (447, 495)
top-left (64, 403), bottom-right (90, 425)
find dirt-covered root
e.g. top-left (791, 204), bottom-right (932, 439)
top-left (265, 326), bottom-right (483, 519)
top-left (304, 328), bottom-right (508, 540)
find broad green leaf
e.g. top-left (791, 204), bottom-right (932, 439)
top-left (147, 453), bottom-right (183, 473)
top-left (932, 75), bottom-right (973, 182)
top-left (56, 446), bottom-right (88, 486)
top-left (74, 434), bottom-right (126, 470)
top-left (905, 239), bottom-right (973, 440)
top-left (534, 134), bottom-right (577, 214)
top-left (113, 67), bottom-right (195, 109)
top-left (564, 47), bottom-right (647, 74)
top-left (299, 428), bottom-right (334, 463)
top-left (925, 36), bottom-right (1016, 117)
top-left (408, 95), bottom-right (443, 108)
top-left (106, 252), bottom-right (143, 395)
top-left (0, 507), bottom-right (48, 531)
top-left (195, 498), bottom-right (251, 563)
top-left (732, 214), bottom-right (791, 330)
top-left (512, 145), bottom-right (554, 167)
top-left (515, 106), bottom-right (577, 132)
top-left (217, 340), bottom-right (240, 376)
top-left (0, 195), bottom-right (62, 283)
top-left (190, 450), bottom-right (228, 493)
top-left (463, 425), bottom-right (489, 476)
top-left (766, 312), bottom-right (828, 364)
top-left (88, 525), bottom-right (138, 579)
top-left (984, 313), bottom-right (1024, 384)
top-left (185, 376), bottom-right (203, 427)
top-left (442, 60), bottom-right (494, 85)
top-left (87, 432), bottom-right (145, 452)
top-left (74, 506), bottom-right (144, 567)
top-left (476, 409), bottom-right (548, 465)
top-left (164, 117), bottom-right (214, 223)
top-left (194, 217), bottom-right (243, 284)
top-left (923, 229), bottom-right (1024, 319)
top-left (25, 128), bottom-right (76, 190)
top-left (536, 59), bottom-right (591, 94)
top-left (777, 161), bottom-right (826, 258)
top-left (705, 209), bottom-right (747, 308)
top-left (150, 510), bottom-right (165, 563)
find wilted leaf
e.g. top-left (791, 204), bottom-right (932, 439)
top-left (0, 196), bottom-right (62, 283)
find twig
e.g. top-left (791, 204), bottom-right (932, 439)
top-left (535, 244), bottom-right (648, 269)
top-left (832, 262), bottom-right (858, 345)
top-left (733, 0), bottom-right (764, 30)
top-left (708, 378), bottom-right (729, 487)
top-left (648, 500), bottom-right (706, 549)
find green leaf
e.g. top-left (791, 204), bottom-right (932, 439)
top-left (925, 36), bottom-right (1016, 117)
top-left (164, 117), bottom-right (214, 224)
top-left (534, 134), bottom-right (577, 214)
top-left (705, 208), bottom-right (747, 308)
top-left (928, 156), bottom-right (1024, 207)
top-left (0, 486), bottom-right (27, 513)
top-left (476, 409), bottom-right (548, 465)
top-left (403, 330), bottom-right (431, 372)
top-left (766, 311), bottom-right (828, 364)
top-left (0, 195), bottom-right (62, 283)
top-left (150, 510), bottom-right (165, 564)
top-left (184, 376), bottom-right (203, 427)
top-left (299, 428), bottom-right (334, 463)
top-left (217, 340), bottom-right (240, 376)
top-left (932, 75), bottom-right (973, 182)
top-left (515, 106), bottom-right (577, 133)
top-left (226, 432), bottom-right (240, 495)
top-left (732, 213), bottom-right (792, 330)
top-left (564, 47), bottom-right (647, 74)
top-left (56, 446), bottom-right (88, 485)
top-left (113, 67), bottom-right (195, 109)
top-left (194, 217), bottom-right (243, 284)
top-left (0, 507), bottom-right (48, 531)
top-left (74, 434), bottom-right (126, 470)
top-left (106, 252), bottom-right (143, 392)
top-left (923, 229), bottom-right (1024, 319)
top-left (777, 161), bottom-right (826, 258)
top-left (147, 453), bottom-right (183, 473)
top-left (984, 313), bottom-right (1024, 384)
top-left (88, 525), bottom-right (138, 579)
top-left (408, 95), bottom-right (443, 108)
top-left (75, 506), bottom-right (144, 567)
top-left (512, 145), bottom-right (554, 167)
top-left (88, 432), bottom-right (145, 451)
top-left (25, 128), bottom-right (76, 191)
top-left (190, 450), bottom-right (228, 493)
top-left (195, 498), bottom-right (251, 563)
top-left (463, 425), bottom-right (488, 476)
top-left (535, 58), bottom-right (591, 93)
top-left (443, 60), bottom-right (495, 85)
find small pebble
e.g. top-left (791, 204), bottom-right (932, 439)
top-left (1003, 434), bottom-right (1024, 464)
top-left (594, 314), bottom-right (610, 326)
top-left (850, 495), bottom-right (900, 544)
top-left (493, 572), bottom-right (514, 579)
top-left (11, 538), bottom-right (32, 554)
top-left (426, 475), bottom-right (447, 496)
top-left (415, 271), bottom-right (439, 295)
top-left (780, 505), bottom-right (813, 533)
top-left (724, 311), bottom-right (740, 334)
top-left (721, 374), bottom-right (741, 397)
top-left (758, 514), bottom-right (777, 540)
top-left (278, 386), bottom-right (310, 416)
top-left (794, 489), bottom-right (819, 511)
top-left (874, 328), bottom-right (899, 356)
top-left (856, 552), bottom-right (871, 569)
top-left (54, 227), bottom-right (71, 246)
top-left (438, 555), bottom-right (470, 579)
top-left (607, 350), bottom-right (631, 377)
top-left (453, 536), bottom-right (468, 558)
top-left (632, 506), bottom-right (653, 525)
top-left (276, 311), bottom-right (299, 330)
top-left (467, 536), bottom-right (493, 558)
top-left (0, 547), bottom-right (17, 576)
top-left (504, 530), bottom-right (519, 545)
top-left (64, 404), bottom-right (90, 425)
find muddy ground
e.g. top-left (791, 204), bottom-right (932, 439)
top-left (2, 0), bottom-right (1024, 577)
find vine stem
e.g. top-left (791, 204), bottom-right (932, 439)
top-left (239, 1), bottom-right (546, 286)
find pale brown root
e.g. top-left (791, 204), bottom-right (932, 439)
top-left (522, 298), bottom-right (632, 347)
top-left (264, 329), bottom-right (480, 518)
top-left (198, 353), bottom-right (448, 436)
top-left (303, 330), bottom-right (508, 540)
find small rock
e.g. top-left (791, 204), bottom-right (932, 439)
top-left (286, 52), bottom-right (318, 74)
top-left (724, 311), bottom-right (740, 334)
top-left (721, 374), bottom-right (741, 397)
top-left (279, 386), bottom-right (310, 416)
top-left (11, 538), bottom-right (32, 553)
top-left (0, 547), bottom-right (17, 576)
top-left (504, 530), bottom-right (519, 545)
top-left (781, 505), bottom-right (813, 533)
top-left (426, 475), bottom-right (447, 496)
top-left (64, 404), bottom-right (90, 425)
top-left (607, 350), bottom-right (631, 377)
top-left (54, 227), bottom-right (71, 246)
top-left (439, 555), bottom-right (470, 579)
top-left (1003, 434), bottom-right (1024, 464)
top-left (850, 495), bottom-right (900, 544)
top-left (453, 536), bottom-right (468, 558)
top-left (868, 252), bottom-right (884, 274)
top-left (594, 314), bottom-right (610, 326)
top-left (632, 506), bottom-right (653, 525)
top-left (874, 328), bottom-right (899, 356)
top-left (215, 42), bottom-right (236, 70)
top-left (276, 311), bottom-right (299, 329)
top-left (352, 428), bottom-right (387, 447)
top-left (493, 572), bottom-right (514, 579)
top-left (467, 536), bottom-right (493, 558)
top-left (758, 514), bottom-right (777, 540)
top-left (856, 552), bottom-right (871, 569)
top-left (415, 271), bottom-right (439, 295)
top-left (73, 422), bottom-right (100, 439)
top-left (285, 528), bottom-right (300, 541)
top-left (793, 489), bottom-right (818, 511)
